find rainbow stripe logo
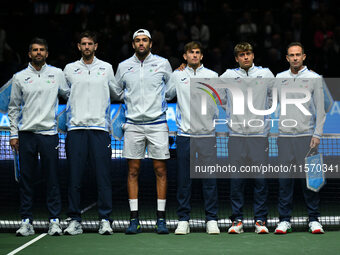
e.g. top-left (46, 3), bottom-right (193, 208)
top-left (196, 82), bottom-right (222, 106)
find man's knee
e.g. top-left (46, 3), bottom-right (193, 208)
top-left (128, 160), bottom-right (140, 179)
top-left (153, 160), bottom-right (167, 178)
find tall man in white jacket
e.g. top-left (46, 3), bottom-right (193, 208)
top-left (63, 31), bottom-right (119, 235)
top-left (220, 42), bottom-right (274, 234)
top-left (115, 29), bottom-right (172, 234)
top-left (274, 42), bottom-right (326, 234)
top-left (9, 37), bottom-right (69, 236)
top-left (166, 41), bottom-right (220, 235)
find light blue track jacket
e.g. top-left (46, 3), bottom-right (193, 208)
top-left (8, 63), bottom-right (69, 138)
top-left (276, 67), bottom-right (326, 138)
top-left (115, 53), bottom-right (172, 124)
top-left (220, 64), bottom-right (275, 137)
top-left (166, 65), bottom-right (218, 136)
top-left (64, 57), bottom-right (119, 132)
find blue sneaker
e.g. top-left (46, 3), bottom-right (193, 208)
top-left (155, 218), bottom-right (169, 234)
top-left (126, 218), bottom-right (141, 234)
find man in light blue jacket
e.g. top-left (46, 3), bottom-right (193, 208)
top-left (9, 37), bottom-right (69, 236)
top-left (166, 41), bottom-right (220, 235)
top-left (220, 42), bottom-right (274, 234)
top-left (274, 42), bottom-right (326, 235)
top-left (63, 31), bottom-right (120, 235)
top-left (115, 29), bottom-right (173, 234)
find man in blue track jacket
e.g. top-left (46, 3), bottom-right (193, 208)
top-left (114, 29), bottom-right (173, 234)
top-left (9, 37), bottom-right (69, 236)
top-left (166, 41), bottom-right (220, 235)
top-left (274, 42), bottom-right (326, 235)
top-left (63, 31), bottom-right (120, 235)
top-left (220, 42), bottom-right (274, 234)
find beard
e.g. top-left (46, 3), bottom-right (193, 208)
top-left (136, 48), bottom-right (150, 59)
top-left (31, 56), bottom-right (46, 66)
top-left (82, 50), bottom-right (95, 60)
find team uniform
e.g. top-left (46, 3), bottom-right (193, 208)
top-left (220, 64), bottom-right (274, 233)
top-left (8, 63), bottom-right (69, 235)
top-left (115, 52), bottom-right (172, 234)
top-left (63, 57), bottom-right (119, 234)
top-left (166, 65), bottom-right (220, 234)
top-left (275, 67), bottom-right (326, 234)
top-left (115, 53), bottom-right (172, 159)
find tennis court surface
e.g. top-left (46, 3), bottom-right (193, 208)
top-left (1, 131), bottom-right (340, 254)
top-left (2, 231), bottom-right (340, 255)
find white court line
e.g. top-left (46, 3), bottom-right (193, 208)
top-left (7, 202), bottom-right (97, 254)
top-left (7, 233), bottom-right (47, 255)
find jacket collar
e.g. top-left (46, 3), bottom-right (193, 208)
top-left (185, 64), bottom-right (204, 73)
top-left (28, 62), bottom-right (47, 73)
top-left (80, 56), bottom-right (98, 66)
top-left (289, 66), bottom-right (307, 76)
top-left (133, 52), bottom-right (152, 63)
top-left (238, 63), bottom-right (255, 75)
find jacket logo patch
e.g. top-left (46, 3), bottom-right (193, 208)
top-left (74, 68), bottom-right (82, 74)
top-left (181, 78), bottom-right (189, 84)
top-left (281, 79), bottom-right (290, 86)
top-left (24, 77), bottom-right (33, 84)
top-left (97, 71), bottom-right (106, 76)
top-left (151, 64), bottom-right (157, 67)
top-left (47, 74), bottom-right (55, 84)
top-left (234, 77), bottom-right (241, 82)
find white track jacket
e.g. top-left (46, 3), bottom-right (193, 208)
top-left (9, 63), bottom-right (69, 138)
top-left (276, 67), bottom-right (325, 138)
top-left (115, 53), bottom-right (172, 124)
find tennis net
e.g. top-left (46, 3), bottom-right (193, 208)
top-left (0, 128), bottom-right (339, 232)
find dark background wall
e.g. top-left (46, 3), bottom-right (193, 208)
top-left (0, 0), bottom-right (340, 98)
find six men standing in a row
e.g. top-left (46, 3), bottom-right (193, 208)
top-left (8, 29), bottom-right (326, 236)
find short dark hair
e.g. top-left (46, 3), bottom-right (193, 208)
top-left (29, 37), bottom-right (48, 52)
top-left (286, 42), bottom-right (304, 54)
top-left (184, 41), bottom-right (203, 54)
top-left (234, 42), bottom-right (253, 56)
top-left (79, 31), bottom-right (98, 44)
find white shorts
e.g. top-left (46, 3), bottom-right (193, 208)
top-left (122, 122), bottom-right (170, 160)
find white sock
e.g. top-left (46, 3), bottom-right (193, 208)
top-left (129, 199), bottom-right (138, 211)
top-left (157, 199), bottom-right (166, 211)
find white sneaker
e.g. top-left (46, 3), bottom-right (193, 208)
top-left (206, 220), bottom-right (220, 235)
top-left (64, 220), bottom-right (83, 235)
top-left (48, 218), bottom-right (62, 236)
top-left (98, 219), bottom-right (113, 235)
top-left (228, 220), bottom-right (243, 234)
top-left (274, 221), bottom-right (292, 234)
top-left (175, 221), bottom-right (190, 235)
top-left (16, 219), bottom-right (35, 236)
top-left (309, 221), bottom-right (324, 234)
top-left (254, 220), bottom-right (269, 234)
